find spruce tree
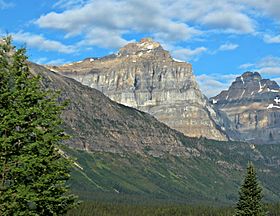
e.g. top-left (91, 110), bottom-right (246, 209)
top-left (235, 162), bottom-right (267, 216)
top-left (0, 37), bottom-right (78, 215)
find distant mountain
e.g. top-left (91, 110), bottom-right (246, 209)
top-left (47, 38), bottom-right (231, 141)
top-left (28, 63), bottom-right (280, 204)
top-left (211, 71), bottom-right (280, 144)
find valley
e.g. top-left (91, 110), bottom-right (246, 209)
top-left (29, 52), bottom-right (280, 207)
top-left (3, 1), bottom-right (280, 215)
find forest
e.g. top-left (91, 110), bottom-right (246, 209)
top-left (67, 201), bottom-right (280, 216)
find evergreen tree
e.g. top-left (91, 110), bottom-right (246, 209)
top-left (235, 162), bottom-right (267, 216)
top-left (0, 37), bottom-right (78, 215)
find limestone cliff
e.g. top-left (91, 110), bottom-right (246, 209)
top-left (211, 72), bottom-right (280, 144)
top-left (29, 64), bottom-right (280, 204)
top-left (29, 62), bottom-right (193, 157)
top-left (48, 38), bottom-right (228, 141)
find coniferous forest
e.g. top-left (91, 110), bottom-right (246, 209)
top-left (67, 201), bottom-right (280, 216)
top-left (0, 17), bottom-right (280, 216)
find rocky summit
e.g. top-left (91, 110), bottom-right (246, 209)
top-left (48, 38), bottom-right (229, 141)
top-left (211, 72), bottom-right (280, 144)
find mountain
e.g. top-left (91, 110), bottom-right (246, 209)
top-left (211, 71), bottom-right (280, 144)
top-left (28, 63), bottom-right (280, 204)
top-left (47, 38), bottom-right (230, 141)
top-left (29, 62), bottom-right (190, 157)
top-left (67, 143), bottom-right (280, 204)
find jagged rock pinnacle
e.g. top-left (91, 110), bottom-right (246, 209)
top-left (239, 71), bottom-right (261, 82)
top-left (212, 71), bottom-right (279, 102)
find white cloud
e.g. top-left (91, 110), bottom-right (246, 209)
top-left (244, 0), bottom-right (280, 20)
top-left (255, 56), bottom-right (280, 75)
top-left (256, 56), bottom-right (280, 68)
top-left (258, 67), bottom-right (280, 75)
top-left (12, 32), bottom-right (75, 54)
top-left (0, 0), bottom-right (14, 9)
top-left (77, 28), bottom-right (132, 49)
top-left (172, 47), bottom-right (207, 61)
top-left (209, 42), bottom-right (239, 55)
top-left (166, 0), bottom-right (255, 33)
top-left (239, 56), bottom-right (280, 76)
top-left (33, 0), bottom-right (261, 50)
top-left (33, 57), bottom-right (68, 65)
top-left (200, 10), bottom-right (254, 33)
top-left (263, 34), bottom-right (280, 44)
top-left (196, 73), bottom-right (235, 97)
top-left (218, 43), bottom-right (239, 51)
top-left (239, 63), bottom-right (254, 69)
top-left (36, 0), bottom-right (200, 48)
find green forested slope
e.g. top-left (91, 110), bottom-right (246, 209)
top-left (29, 62), bottom-right (280, 205)
top-left (66, 139), bottom-right (280, 204)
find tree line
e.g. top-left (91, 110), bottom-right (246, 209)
top-left (0, 37), bottom-right (275, 215)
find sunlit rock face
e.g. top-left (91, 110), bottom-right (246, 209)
top-left (211, 72), bottom-right (280, 144)
top-left (29, 63), bottom-right (194, 157)
top-left (48, 38), bottom-right (228, 141)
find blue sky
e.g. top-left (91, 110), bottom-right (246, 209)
top-left (1, 0), bottom-right (280, 97)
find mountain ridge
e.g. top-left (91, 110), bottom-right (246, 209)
top-left (27, 61), bottom-right (280, 204)
top-left (211, 71), bottom-right (280, 144)
top-left (211, 71), bottom-right (279, 102)
top-left (29, 62), bottom-right (198, 156)
top-left (44, 40), bottom-right (280, 145)
top-left (47, 38), bottom-right (232, 141)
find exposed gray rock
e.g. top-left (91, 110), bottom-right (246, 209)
top-left (211, 71), bottom-right (280, 144)
top-left (47, 38), bottom-right (229, 141)
top-left (29, 62), bottom-right (195, 157)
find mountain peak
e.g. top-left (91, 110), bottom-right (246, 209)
top-left (118, 38), bottom-right (167, 57)
top-left (212, 71), bottom-right (279, 103)
top-left (241, 71), bottom-right (260, 78)
top-left (48, 38), bottom-right (228, 141)
top-left (211, 72), bottom-right (280, 144)
top-left (140, 37), bottom-right (152, 42)
top-left (237, 71), bottom-right (261, 83)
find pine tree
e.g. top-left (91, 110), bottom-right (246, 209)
top-left (235, 162), bottom-right (267, 216)
top-left (0, 37), bottom-right (78, 215)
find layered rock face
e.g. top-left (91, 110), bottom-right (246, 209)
top-left (211, 72), bottom-right (280, 144)
top-left (29, 63), bottom-right (193, 157)
top-left (49, 38), bottom-right (228, 141)
top-left (29, 64), bottom-right (280, 204)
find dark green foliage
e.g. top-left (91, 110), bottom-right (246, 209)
top-left (65, 141), bottom-right (280, 205)
top-left (235, 162), bottom-right (267, 216)
top-left (267, 203), bottom-right (280, 215)
top-left (0, 37), bottom-right (78, 215)
top-left (67, 200), bottom-right (280, 216)
top-left (65, 201), bottom-right (280, 216)
top-left (67, 201), bottom-right (235, 216)
top-left (67, 149), bottom-right (241, 205)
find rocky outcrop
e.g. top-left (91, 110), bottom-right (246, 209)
top-left (29, 62), bottom-right (201, 157)
top-left (28, 64), bottom-right (280, 204)
top-left (48, 38), bottom-right (229, 141)
top-left (211, 72), bottom-right (280, 144)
